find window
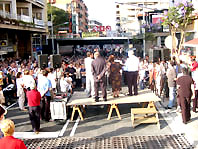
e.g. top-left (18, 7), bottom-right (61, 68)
top-left (17, 8), bottom-right (21, 15)
top-left (5, 4), bottom-right (10, 13)
top-left (17, 7), bottom-right (29, 16)
top-left (0, 4), bottom-right (3, 11)
top-left (36, 13), bottom-right (42, 20)
top-left (116, 17), bottom-right (120, 20)
top-left (23, 8), bottom-right (29, 16)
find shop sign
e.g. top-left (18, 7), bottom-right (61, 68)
top-left (82, 32), bottom-right (99, 38)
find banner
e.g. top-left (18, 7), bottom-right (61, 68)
top-left (82, 32), bottom-right (99, 38)
top-left (92, 26), bottom-right (111, 32)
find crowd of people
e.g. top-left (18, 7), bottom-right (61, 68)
top-left (0, 47), bottom-right (197, 145)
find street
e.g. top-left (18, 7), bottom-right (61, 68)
top-left (4, 87), bottom-right (196, 148)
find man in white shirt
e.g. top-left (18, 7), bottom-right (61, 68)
top-left (37, 70), bottom-right (52, 122)
top-left (84, 52), bottom-right (95, 98)
top-left (125, 50), bottom-right (139, 96)
top-left (23, 70), bottom-right (35, 90)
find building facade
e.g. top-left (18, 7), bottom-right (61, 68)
top-left (0, 0), bottom-right (48, 58)
top-left (115, 0), bottom-right (169, 36)
top-left (50, 0), bottom-right (89, 33)
top-left (88, 19), bottom-right (102, 32)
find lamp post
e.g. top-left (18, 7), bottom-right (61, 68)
top-left (49, 2), bottom-right (55, 55)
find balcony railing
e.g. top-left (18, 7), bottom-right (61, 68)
top-left (34, 19), bottom-right (45, 28)
top-left (17, 15), bottom-right (32, 23)
top-left (34, 0), bottom-right (45, 5)
top-left (0, 10), bottom-right (45, 28)
top-left (0, 10), bottom-right (16, 19)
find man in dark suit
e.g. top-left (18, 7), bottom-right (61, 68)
top-left (91, 52), bottom-right (107, 102)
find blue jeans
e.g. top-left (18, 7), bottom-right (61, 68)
top-left (139, 80), bottom-right (145, 90)
top-left (168, 87), bottom-right (176, 108)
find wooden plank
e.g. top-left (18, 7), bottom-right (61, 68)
top-left (134, 117), bottom-right (158, 124)
top-left (66, 89), bottom-right (161, 106)
top-left (131, 108), bottom-right (157, 114)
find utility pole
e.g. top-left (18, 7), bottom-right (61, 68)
top-left (50, 2), bottom-right (55, 54)
top-left (142, 1), bottom-right (146, 58)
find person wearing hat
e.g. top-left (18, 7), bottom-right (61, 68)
top-left (125, 50), bottom-right (139, 96)
top-left (0, 104), bottom-right (7, 138)
top-left (0, 119), bottom-right (27, 148)
top-left (26, 83), bottom-right (41, 134)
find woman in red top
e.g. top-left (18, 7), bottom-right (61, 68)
top-left (190, 58), bottom-right (198, 79)
top-left (26, 83), bottom-right (41, 134)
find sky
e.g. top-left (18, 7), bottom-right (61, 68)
top-left (83, 0), bottom-right (116, 30)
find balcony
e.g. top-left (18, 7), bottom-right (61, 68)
top-left (0, 11), bottom-right (16, 19)
top-left (17, 15), bottom-right (32, 23)
top-left (141, 23), bottom-right (163, 33)
top-left (34, 0), bottom-right (45, 5)
top-left (34, 19), bottom-right (45, 28)
top-left (0, 10), bottom-right (45, 29)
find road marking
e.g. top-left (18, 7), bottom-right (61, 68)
top-left (6, 102), bottom-right (17, 110)
top-left (70, 117), bottom-right (80, 137)
top-left (59, 120), bottom-right (70, 137)
top-left (14, 132), bottom-right (60, 139)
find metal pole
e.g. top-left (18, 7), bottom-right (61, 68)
top-left (51, 3), bottom-right (55, 54)
top-left (143, 1), bottom-right (146, 58)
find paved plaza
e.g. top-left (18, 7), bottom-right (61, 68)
top-left (5, 87), bottom-right (198, 148)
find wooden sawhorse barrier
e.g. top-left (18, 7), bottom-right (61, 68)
top-left (131, 101), bottom-right (160, 129)
top-left (70, 105), bottom-right (86, 121)
top-left (107, 104), bottom-right (121, 120)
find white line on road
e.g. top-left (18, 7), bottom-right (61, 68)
top-left (70, 117), bottom-right (80, 137)
top-left (14, 132), bottom-right (60, 139)
top-left (59, 120), bottom-right (70, 137)
top-left (6, 102), bottom-right (17, 110)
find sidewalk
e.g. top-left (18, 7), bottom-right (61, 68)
top-left (156, 97), bottom-right (198, 148)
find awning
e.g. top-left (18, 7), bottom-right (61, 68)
top-left (183, 38), bottom-right (198, 47)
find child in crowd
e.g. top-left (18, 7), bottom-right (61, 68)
top-left (60, 73), bottom-right (69, 97)
top-left (80, 64), bottom-right (86, 89)
top-left (65, 72), bottom-right (73, 94)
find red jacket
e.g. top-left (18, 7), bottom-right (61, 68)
top-left (0, 136), bottom-right (27, 149)
top-left (26, 89), bottom-right (41, 107)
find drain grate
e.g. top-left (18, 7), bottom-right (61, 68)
top-left (23, 134), bottom-right (192, 149)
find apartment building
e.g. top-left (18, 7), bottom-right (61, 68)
top-left (50, 0), bottom-right (89, 33)
top-left (0, 0), bottom-right (48, 58)
top-left (88, 19), bottom-right (102, 32)
top-left (115, 0), bottom-right (169, 36)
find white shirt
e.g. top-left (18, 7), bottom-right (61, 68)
top-left (22, 75), bottom-right (35, 89)
top-left (125, 55), bottom-right (139, 72)
top-left (48, 72), bottom-right (56, 89)
top-left (60, 77), bottom-right (70, 92)
top-left (84, 57), bottom-right (93, 76)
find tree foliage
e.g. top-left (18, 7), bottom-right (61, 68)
top-left (47, 4), bottom-right (70, 33)
top-left (162, 0), bottom-right (196, 60)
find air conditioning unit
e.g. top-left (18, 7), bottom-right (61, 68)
top-left (0, 40), bottom-right (8, 46)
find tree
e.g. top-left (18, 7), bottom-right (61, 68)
top-left (162, 0), bottom-right (196, 61)
top-left (47, 4), bottom-right (70, 34)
